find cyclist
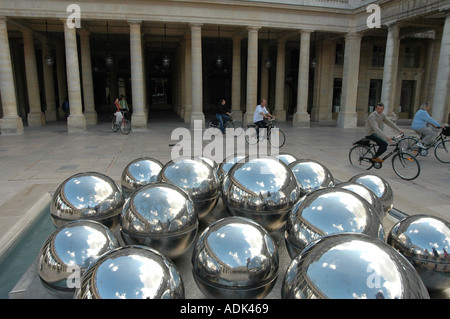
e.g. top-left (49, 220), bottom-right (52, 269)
top-left (253, 99), bottom-right (275, 138)
top-left (364, 102), bottom-right (404, 163)
top-left (216, 99), bottom-right (230, 134)
top-left (112, 97), bottom-right (122, 125)
top-left (411, 102), bottom-right (446, 148)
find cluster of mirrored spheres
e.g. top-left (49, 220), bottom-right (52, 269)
top-left (38, 153), bottom-right (449, 299)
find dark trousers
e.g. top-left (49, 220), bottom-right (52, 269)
top-left (366, 134), bottom-right (387, 158)
top-left (254, 120), bottom-right (267, 138)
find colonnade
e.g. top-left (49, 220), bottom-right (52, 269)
top-left (1, 12), bottom-right (450, 135)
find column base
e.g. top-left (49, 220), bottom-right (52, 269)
top-left (337, 112), bottom-right (357, 128)
top-left (131, 113), bottom-right (148, 130)
top-left (0, 116), bottom-right (24, 135)
top-left (231, 110), bottom-right (243, 123)
top-left (243, 112), bottom-right (254, 126)
top-left (28, 112), bottom-right (46, 127)
top-left (189, 112), bottom-right (205, 129)
top-left (184, 110), bottom-right (191, 123)
top-left (45, 110), bottom-right (57, 122)
top-left (292, 112), bottom-right (311, 127)
top-left (67, 114), bottom-right (87, 132)
top-left (274, 109), bottom-right (286, 122)
top-left (84, 112), bottom-right (98, 125)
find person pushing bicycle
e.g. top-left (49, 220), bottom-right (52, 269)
top-left (364, 102), bottom-right (404, 163)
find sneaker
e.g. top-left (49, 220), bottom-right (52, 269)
top-left (416, 141), bottom-right (426, 149)
top-left (372, 157), bottom-right (384, 163)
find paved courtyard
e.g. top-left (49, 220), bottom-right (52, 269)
top-left (0, 112), bottom-right (449, 298)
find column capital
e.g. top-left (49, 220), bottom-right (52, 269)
top-left (127, 20), bottom-right (142, 26)
top-left (345, 31), bottom-right (363, 40)
top-left (299, 29), bottom-right (313, 35)
top-left (190, 23), bottom-right (203, 29)
top-left (247, 26), bottom-right (261, 32)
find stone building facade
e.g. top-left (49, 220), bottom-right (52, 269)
top-left (0, 0), bottom-right (449, 134)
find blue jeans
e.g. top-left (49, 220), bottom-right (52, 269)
top-left (366, 134), bottom-right (387, 158)
top-left (216, 113), bottom-right (230, 133)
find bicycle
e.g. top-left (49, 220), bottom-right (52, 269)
top-left (112, 111), bottom-right (132, 134)
top-left (245, 118), bottom-right (286, 148)
top-left (348, 134), bottom-right (421, 180)
top-left (398, 127), bottom-right (450, 163)
top-left (207, 113), bottom-right (243, 135)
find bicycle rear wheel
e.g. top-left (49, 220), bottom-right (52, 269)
top-left (226, 120), bottom-right (244, 136)
top-left (434, 139), bottom-right (450, 163)
top-left (348, 145), bottom-right (374, 170)
top-left (268, 128), bottom-right (286, 148)
top-left (120, 119), bottom-right (132, 134)
top-left (111, 118), bottom-right (119, 132)
top-left (398, 137), bottom-right (421, 157)
top-left (391, 152), bottom-right (420, 180)
top-left (245, 125), bottom-right (259, 145)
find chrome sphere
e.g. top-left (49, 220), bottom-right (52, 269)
top-left (282, 233), bottom-right (430, 299)
top-left (387, 214), bottom-right (450, 291)
top-left (158, 157), bottom-right (219, 220)
top-left (192, 216), bottom-right (279, 299)
top-left (221, 156), bottom-right (300, 231)
top-left (76, 245), bottom-right (184, 299)
top-left (217, 154), bottom-right (246, 182)
top-left (349, 174), bottom-right (393, 217)
top-left (275, 153), bottom-right (298, 165)
top-left (335, 182), bottom-right (384, 220)
top-left (51, 172), bottom-right (124, 227)
top-left (288, 159), bottom-right (334, 195)
top-left (120, 183), bottom-right (198, 259)
top-left (121, 157), bottom-right (163, 197)
top-left (285, 188), bottom-right (385, 259)
top-left (38, 220), bottom-right (120, 295)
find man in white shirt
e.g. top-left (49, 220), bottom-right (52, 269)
top-left (253, 99), bottom-right (275, 138)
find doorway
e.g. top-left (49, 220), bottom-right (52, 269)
top-left (400, 80), bottom-right (416, 118)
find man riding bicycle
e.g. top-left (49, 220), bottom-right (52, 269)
top-left (364, 102), bottom-right (404, 163)
top-left (253, 99), bottom-right (275, 138)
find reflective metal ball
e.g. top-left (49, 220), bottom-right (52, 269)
top-left (285, 188), bottom-right (385, 259)
top-left (158, 157), bottom-right (219, 220)
top-left (282, 233), bottom-right (430, 299)
top-left (387, 214), bottom-right (450, 291)
top-left (120, 183), bottom-right (198, 259)
top-left (335, 181), bottom-right (384, 220)
top-left (121, 157), bottom-right (163, 197)
top-left (218, 154), bottom-right (245, 182)
top-left (349, 174), bottom-right (393, 217)
top-left (76, 245), bottom-right (184, 299)
top-left (38, 220), bottom-right (120, 296)
top-left (221, 156), bottom-right (300, 231)
top-left (288, 159), bottom-right (334, 196)
top-left (275, 153), bottom-right (298, 166)
top-left (51, 172), bottom-right (124, 227)
top-left (192, 216), bottom-right (279, 299)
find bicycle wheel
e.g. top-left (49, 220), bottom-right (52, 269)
top-left (348, 145), bottom-right (374, 170)
top-left (434, 139), bottom-right (450, 163)
top-left (226, 120), bottom-right (244, 136)
top-left (120, 119), bottom-right (132, 134)
top-left (391, 152), bottom-right (420, 180)
top-left (398, 137), bottom-right (421, 157)
top-left (245, 125), bottom-right (259, 145)
top-left (111, 118), bottom-right (119, 132)
top-left (268, 128), bottom-right (286, 147)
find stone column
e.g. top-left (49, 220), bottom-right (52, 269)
top-left (129, 20), bottom-right (146, 129)
top-left (22, 28), bottom-right (45, 126)
top-left (231, 34), bottom-right (242, 121)
top-left (274, 37), bottom-right (286, 121)
top-left (432, 11), bottom-right (450, 123)
top-left (0, 17), bottom-right (23, 134)
top-left (184, 31), bottom-right (192, 123)
top-left (380, 24), bottom-right (400, 115)
top-left (55, 43), bottom-right (67, 120)
top-left (260, 42), bottom-right (269, 103)
top-left (179, 39), bottom-right (186, 118)
top-left (79, 29), bottom-right (97, 125)
top-left (190, 23), bottom-right (205, 128)
top-left (337, 32), bottom-right (362, 128)
top-left (244, 26), bottom-right (260, 125)
top-left (63, 19), bottom-right (86, 132)
top-left (293, 30), bottom-right (312, 127)
top-left (40, 38), bottom-right (57, 121)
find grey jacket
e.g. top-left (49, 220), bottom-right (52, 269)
top-left (365, 111), bottom-right (401, 139)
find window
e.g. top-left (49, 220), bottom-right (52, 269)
top-left (372, 45), bottom-right (385, 67)
top-left (368, 79), bottom-right (382, 112)
top-left (404, 46), bottom-right (421, 68)
top-left (335, 43), bottom-right (344, 65)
